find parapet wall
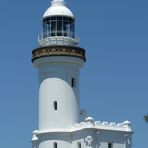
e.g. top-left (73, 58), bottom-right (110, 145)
top-left (73, 117), bottom-right (132, 132)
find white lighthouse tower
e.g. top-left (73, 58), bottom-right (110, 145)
top-left (32, 1), bottom-right (132, 148)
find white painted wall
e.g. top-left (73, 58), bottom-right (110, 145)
top-left (71, 129), bottom-right (132, 148)
top-left (32, 128), bottom-right (132, 148)
top-left (32, 55), bottom-right (132, 148)
top-left (33, 56), bottom-right (84, 131)
top-left (35, 132), bottom-right (71, 148)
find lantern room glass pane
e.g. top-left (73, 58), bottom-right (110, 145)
top-left (57, 16), bottom-right (62, 20)
top-left (57, 21), bottom-right (62, 36)
top-left (51, 21), bottom-right (56, 36)
top-left (42, 16), bottom-right (75, 38)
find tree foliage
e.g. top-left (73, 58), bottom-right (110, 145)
top-left (144, 114), bottom-right (148, 122)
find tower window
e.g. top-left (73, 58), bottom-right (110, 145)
top-left (71, 77), bottom-right (76, 87)
top-left (108, 143), bottom-right (113, 148)
top-left (77, 142), bottom-right (81, 148)
top-left (54, 142), bottom-right (57, 148)
top-left (53, 101), bottom-right (57, 110)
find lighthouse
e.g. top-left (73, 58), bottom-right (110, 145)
top-left (31, 1), bottom-right (132, 148)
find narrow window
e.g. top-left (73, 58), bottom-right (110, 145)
top-left (54, 142), bottom-right (57, 148)
top-left (77, 142), bottom-right (81, 148)
top-left (108, 143), bottom-right (113, 148)
top-left (71, 77), bottom-right (76, 87)
top-left (53, 101), bottom-right (57, 110)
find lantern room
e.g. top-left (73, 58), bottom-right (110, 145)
top-left (39, 0), bottom-right (78, 47)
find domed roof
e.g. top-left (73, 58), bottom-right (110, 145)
top-left (123, 120), bottom-right (131, 126)
top-left (43, 0), bottom-right (74, 18)
top-left (85, 116), bottom-right (94, 122)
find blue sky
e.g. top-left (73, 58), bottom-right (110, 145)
top-left (0, 0), bottom-right (148, 148)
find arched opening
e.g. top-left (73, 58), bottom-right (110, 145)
top-left (53, 142), bottom-right (57, 148)
top-left (108, 143), bottom-right (113, 148)
top-left (71, 77), bottom-right (76, 88)
top-left (77, 142), bottom-right (81, 148)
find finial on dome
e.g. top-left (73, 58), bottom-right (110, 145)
top-left (51, 0), bottom-right (66, 6)
top-left (43, 0), bottom-right (74, 19)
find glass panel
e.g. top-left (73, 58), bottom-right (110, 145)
top-left (63, 21), bottom-right (68, 36)
top-left (57, 21), bottom-right (62, 36)
top-left (50, 16), bottom-right (56, 20)
top-left (64, 21), bottom-right (70, 36)
top-left (51, 21), bottom-right (56, 36)
top-left (43, 19), bottom-right (46, 23)
top-left (43, 22), bottom-right (47, 38)
top-left (57, 16), bottom-right (63, 21)
top-left (47, 17), bottom-right (50, 22)
top-left (70, 21), bottom-right (74, 37)
top-left (63, 17), bottom-right (69, 21)
top-left (69, 17), bottom-right (73, 22)
top-left (47, 23), bottom-right (51, 36)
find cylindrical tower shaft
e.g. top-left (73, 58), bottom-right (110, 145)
top-left (33, 54), bottom-right (85, 130)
